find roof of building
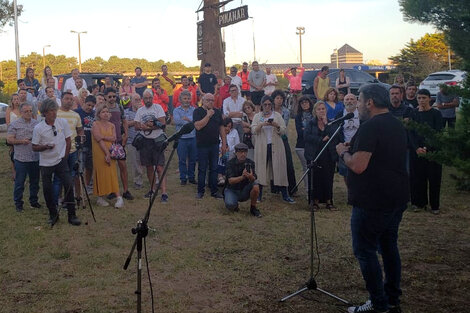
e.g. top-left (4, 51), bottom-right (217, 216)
top-left (338, 44), bottom-right (362, 55)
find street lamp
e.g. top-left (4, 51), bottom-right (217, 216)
top-left (42, 45), bottom-right (51, 69)
top-left (70, 30), bottom-right (87, 72)
top-left (14, 0), bottom-right (20, 79)
top-left (249, 17), bottom-right (256, 62)
top-left (296, 27), bottom-right (305, 67)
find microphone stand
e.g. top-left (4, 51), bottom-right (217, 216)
top-left (123, 138), bottom-right (179, 313)
top-left (280, 121), bottom-right (350, 305)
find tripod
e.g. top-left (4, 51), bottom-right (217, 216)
top-left (74, 146), bottom-right (96, 222)
top-left (280, 121), bottom-right (350, 305)
top-left (123, 139), bottom-right (179, 313)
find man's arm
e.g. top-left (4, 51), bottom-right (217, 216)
top-left (336, 143), bottom-right (372, 174)
top-left (219, 125), bottom-right (227, 154)
top-left (313, 77), bottom-right (319, 99)
top-left (65, 136), bottom-right (71, 158)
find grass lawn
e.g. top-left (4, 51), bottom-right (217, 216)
top-left (0, 122), bottom-right (469, 313)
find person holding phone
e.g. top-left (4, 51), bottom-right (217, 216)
top-left (224, 143), bottom-right (261, 217)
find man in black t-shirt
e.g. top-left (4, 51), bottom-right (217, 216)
top-left (198, 63), bottom-right (218, 95)
top-left (193, 93), bottom-right (227, 199)
top-left (336, 84), bottom-right (409, 313)
top-left (224, 143), bottom-right (261, 217)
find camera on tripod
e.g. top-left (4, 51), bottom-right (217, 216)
top-left (75, 135), bottom-right (85, 152)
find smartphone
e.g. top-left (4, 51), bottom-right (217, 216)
top-left (268, 118), bottom-right (274, 123)
top-left (245, 163), bottom-right (251, 172)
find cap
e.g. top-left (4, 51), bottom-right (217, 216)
top-left (234, 143), bottom-right (249, 151)
top-left (204, 62), bottom-right (211, 67)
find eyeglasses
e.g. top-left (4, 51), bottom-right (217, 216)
top-left (107, 95), bottom-right (116, 98)
top-left (52, 125), bottom-right (57, 136)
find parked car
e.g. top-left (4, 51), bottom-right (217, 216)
top-left (301, 68), bottom-right (390, 100)
top-left (419, 70), bottom-right (467, 98)
top-left (0, 102), bottom-right (8, 125)
top-left (56, 73), bottom-right (124, 93)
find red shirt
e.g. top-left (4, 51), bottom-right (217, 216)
top-left (152, 88), bottom-right (169, 112)
top-left (218, 84), bottom-right (230, 104)
top-left (173, 86), bottom-right (198, 108)
top-left (238, 71), bottom-right (250, 91)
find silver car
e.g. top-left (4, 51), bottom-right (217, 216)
top-left (419, 70), bottom-right (467, 97)
top-left (0, 102), bottom-right (8, 125)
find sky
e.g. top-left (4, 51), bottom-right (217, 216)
top-left (0, 0), bottom-right (436, 67)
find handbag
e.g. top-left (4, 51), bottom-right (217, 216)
top-left (109, 143), bottom-right (126, 160)
top-left (131, 133), bottom-right (145, 150)
top-left (153, 133), bottom-right (168, 151)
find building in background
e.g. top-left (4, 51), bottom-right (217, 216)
top-left (330, 44), bottom-right (364, 68)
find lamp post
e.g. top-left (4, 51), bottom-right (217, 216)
top-left (249, 17), bottom-right (256, 62)
top-left (334, 48), bottom-right (339, 69)
top-left (14, 0), bottom-right (20, 79)
top-left (42, 45), bottom-right (51, 69)
top-left (70, 30), bottom-right (87, 72)
top-left (296, 27), bottom-right (305, 67)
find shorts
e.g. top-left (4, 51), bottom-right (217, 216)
top-left (241, 90), bottom-right (251, 98)
top-left (139, 138), bottom-right (166, 167)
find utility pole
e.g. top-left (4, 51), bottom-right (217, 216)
top-left (448, 47), bottom-right (452, 70)
top-left (71, 30), bottom-right (87, 72)
top-left (296, 27), bottom-right (305, 67)
top-left (250, 17), bottom-right (256, 62)
top-left (42, 45), bottom-right (51, 69)
top-left (200, 0), bottom-right (226, 76)
top-left (14, 0), bottom-right (20, 79)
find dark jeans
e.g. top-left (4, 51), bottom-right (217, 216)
top-left (351, 206), bottom-right (406, 311)
top-left (41, 158), bottom-right (76, 218)
top-left (251, 90), bottom-right (265, 105)
top-left (197, 144), bottom-right (219, 195)
top-left (410, 155), bottom-right (442, 210)
top-left (224, 182), bottom-right (255, 210)
top-left (177, 137), bottom-right (197, 182)
top-left (443, 117), bottom-right (456, 129)
top-left (53, 151), bottom-right (78, 205)
top-left (14, 160), bottom-right (40, 207)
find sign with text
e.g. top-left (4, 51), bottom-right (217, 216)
top-left (218, 5), bottom-right (248, 28)
top-left (197, 21), bottom-right (204, 60)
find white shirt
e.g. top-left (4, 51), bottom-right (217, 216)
top-left (63, 77), bottom-right (87, 96)
top-left (134, 104), bottom-right (166, 139)
top-left (342, 108), bottom-right (360, 143)
top-left (32, 118), bottom-right (71, 167)
top-left (223, 96), bottom-right (245, 123)
top-left (264, 74), bottom-right (278, 96)
top-left (229, 75), bottom-right (242, 93)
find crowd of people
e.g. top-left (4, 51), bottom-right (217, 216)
top-left (6, 63), bottom-right (458, 224)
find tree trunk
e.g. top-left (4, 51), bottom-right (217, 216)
top-left (201, 0), bottom-right (226, 77)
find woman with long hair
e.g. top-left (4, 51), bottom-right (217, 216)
top-left (335, 69), bottom-right (350, 95)
top-left (304, 101), bottom-right (339, 211)
top-left (41, 66), bottom-right (58, 90)
top-left (119, 77), bottom-right (135, 108)
top-left (91, 103), bottom-right (123, 208)
top-left (323, 87), bottom-right (344, 121)
top-left (24, 67), bottom-right (40, 97)
top-left (295, 95), bottom-right (314, 191)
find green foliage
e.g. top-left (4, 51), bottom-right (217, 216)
top-left (389, 33), bottom-right (463, 82)
top-left (399, 0), bottom-right (470, 70)
top-left (0, 0), bottom-right (22, 30)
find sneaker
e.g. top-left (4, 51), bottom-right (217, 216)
top-left (413, 205), bottom-right (426, 212)
top-left (144, 190), bottom-right (154, 199)
top-left (196, 193), bottom-right (204, 199)
top-left (283, 197), bottom-right (296, 204)
top-left (348, 300), bottom-right (388, 313)
top-left (250, 207), bottom-right (262, 218)
top-left (96, 197), bottom-right (109, 207)
top-left (180, 180), bottom-right (187, 185)
top-left (68, 215), bottom-right (81, 226)
top-left (115, 196), bottom-right (124, 208)
top-left (107, 193), bottom-right (117, 200)
top-left (389, 304), bottom-right (401, 313)
top-left (189, 179), bottom-right (197, 184)
top-left (211, 192), bottom-right (224, 199)
top-left (122, 190), bottom-right (134, 200)
top-left (30, 202), bottom-right (41, 209)
top-left (432, 209), bottom-right (440, 215)
top-left (161, 194), bottom-right (169, 203)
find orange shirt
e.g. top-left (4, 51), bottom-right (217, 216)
top-left (238, 71), bottom-right (250, 91)
top-left (152, 88), bottom-right (169, 112)
top-left (173, 86), bottom-right (197, 108)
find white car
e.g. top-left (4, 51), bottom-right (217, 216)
top-left (419, 70), bottom-right (467, 98)
top-left (0, 102), bottom-right (8, 125)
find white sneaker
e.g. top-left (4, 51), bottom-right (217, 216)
top-left (115, 196), bottom-right (124, 208)
top-left (96, 196), bottom-right (109, 207)
top-left (348, 300), bottom-right (388, 313)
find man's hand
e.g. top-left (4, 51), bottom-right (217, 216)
top-left (183, 116), bottom-right (191, 122)
top-left (220, 144), bottom-right (228, 155)
top-left (207, 109), bottom-right (215, 118)
top-left (336, 142), bottom-right (350, 156)
top-left (323, 135), bottom-right (330, 142)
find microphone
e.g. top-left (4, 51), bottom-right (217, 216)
top-left (165, 122), bottom-right (195, 143)
top-left (327, 112), bottom-right (355, 126)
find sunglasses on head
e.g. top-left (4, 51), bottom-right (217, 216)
top-left (52, 125), bottom-right (57, 136)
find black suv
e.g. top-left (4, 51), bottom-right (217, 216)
top-left (56, 73), bottom-right (124, 93)
top-left (301, 69), bottom-right (390, 99)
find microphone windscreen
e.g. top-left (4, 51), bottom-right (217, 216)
top-left (181, 122), bottom-right (195, 134)
top-left (344, 112), bottom-right (355, 119)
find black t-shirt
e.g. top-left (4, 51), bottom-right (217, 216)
top-left (226, 157), bottom-right (257, 190)
top-left (403, 97), bottom-right (418, 109)
top-left (193, 107), bottom-right (223, 147)
top-left (347, 112), bottom-right (409, 211)
top-left (198, 73), bottom-right (218, 94)
top-left (75, 107), bottom-right (95, 149)
top-left (410, 108), bottom-right (443, 151)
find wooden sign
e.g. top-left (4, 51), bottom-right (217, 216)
top-left (218, 5), bottom-right (248, 28)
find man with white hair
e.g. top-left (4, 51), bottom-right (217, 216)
top-left (64, 69), bottom-right (87, 96)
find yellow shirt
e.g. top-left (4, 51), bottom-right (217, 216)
top-left (57, 109), bottom-right (82, 153)
top-left (317, 76), bottom-right (330, 100)
top-left (159, 74), bottom-right (176, 96)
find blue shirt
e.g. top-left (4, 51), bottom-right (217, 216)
top-left (131, 76), bottom-right (147, 97)
top-left (326, 101), bottom-right (344, 121)
top-left (173, 105), bottom-right (196, 139)
top-left (125, 108), bottom-right (138, 144)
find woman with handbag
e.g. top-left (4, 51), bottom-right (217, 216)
top-left (92, 103), bottom-right (123, 208)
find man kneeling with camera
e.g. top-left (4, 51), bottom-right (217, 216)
top-left (224, 143), bottom-right (261, 217)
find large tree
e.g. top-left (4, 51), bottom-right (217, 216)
top-left (0, 0), bottom-right (22, 30)
top-left (399, 0), bottom-right (470, 68)
top-left (389, 33), bottom-right (463, 82)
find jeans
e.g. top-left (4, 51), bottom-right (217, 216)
top-left (177, 137), bottom-right (197, 182)
top-left (14, 160), bottom-right (40, 207)
top-left (41, 158), bottom-right (76, 218)
top-left (351, 206), bottom-right (406, 311)
top-left (53, 151), bottom-right (78, 205)
top-left (224, 183), bottom-right (254, 209)
top-left (197, 144), bottom-right (219, 195)
top-left (127, 144), bottom-right (144, 186)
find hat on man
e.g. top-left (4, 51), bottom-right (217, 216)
top-left (235, 143), bottom-right (249, 152)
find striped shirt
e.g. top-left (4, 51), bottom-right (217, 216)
top-left (57, 109), bottom-right (82, 153)
top-left (7, 118), bottom-right (40, 162)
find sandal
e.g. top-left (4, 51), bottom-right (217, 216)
top-left (310, 202), bottom-right (320, 211)
top-left (326, 203), bottom-right (338, 211)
